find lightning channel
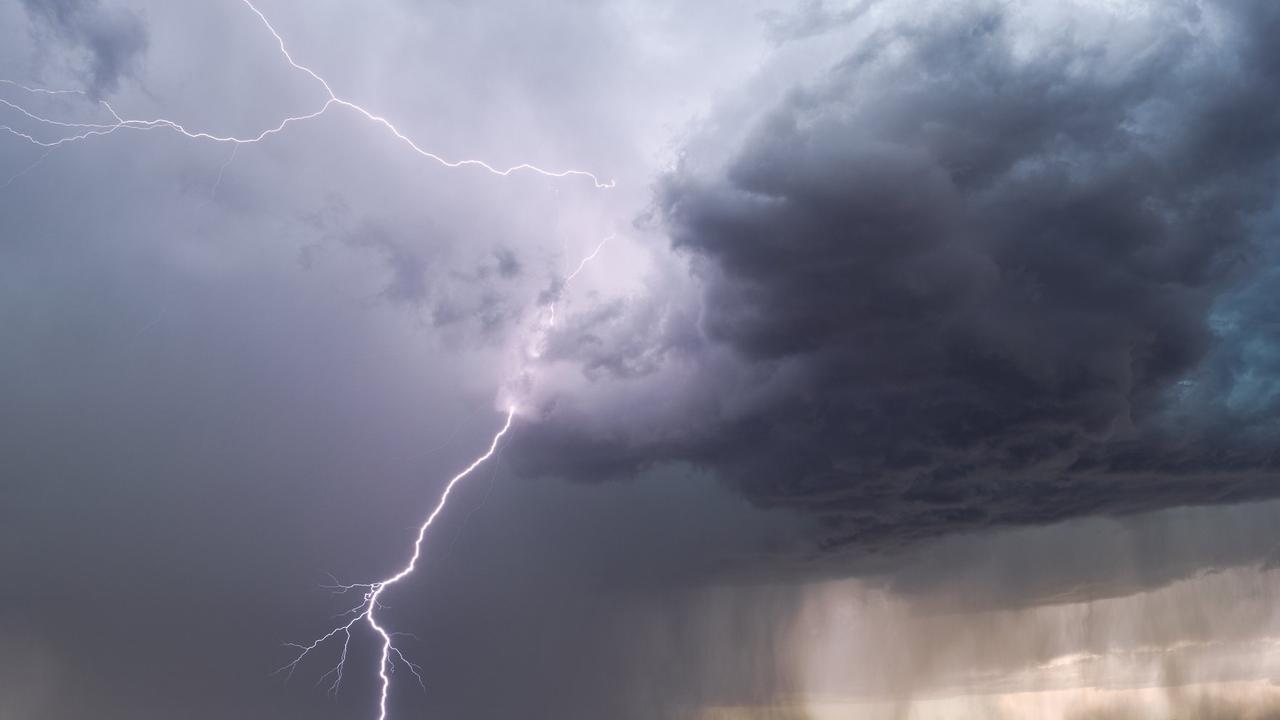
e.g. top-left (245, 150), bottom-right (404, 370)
top-left (279, 226), bottom-right (613, 716)
top-left (278, 408), bottom-right (514, 718)
top-left (548, 233), bottom-right (614, 329)
top-left (2, 3), bottom-right (617, 717)
top-left (0, 0), bottom-right (614, 188)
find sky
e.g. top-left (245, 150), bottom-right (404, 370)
top-left (1, 1), bottom-right (1279, 719)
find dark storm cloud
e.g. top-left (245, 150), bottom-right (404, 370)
top-left (21, 0), bottom-right (146, 98)
top-left (878, 500), bottom-right (1280, 612)
top-left (514, 0), bottom-right (1280, 554)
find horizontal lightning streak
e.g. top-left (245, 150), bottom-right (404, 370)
top-left (0, 79), bottom-right (82, 95)
top-left (0, 1), bottom-right (613, 188)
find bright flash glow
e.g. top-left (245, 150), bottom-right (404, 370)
top-left (0, 0), bottom-right (614, 188)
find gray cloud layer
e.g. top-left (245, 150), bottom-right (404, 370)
top-left (516, 0), bottom-right (1280, 554)
top-left (21, 0), bottom-right (146, 98)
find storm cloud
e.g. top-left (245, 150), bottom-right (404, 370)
top-left (6, 1), bottom-right (1280, 717)
top-left (514, 0), bottom-right (1280, 553)
top-left (21, 0), bottom-right (146, 98)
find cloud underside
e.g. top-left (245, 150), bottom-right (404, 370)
top-left (514, 0), bottom-right (1280, 555)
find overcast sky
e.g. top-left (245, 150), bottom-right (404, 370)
top-left (2, 1), bottom-right (1279, 719)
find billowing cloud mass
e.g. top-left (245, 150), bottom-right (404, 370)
top-left (515, 0), bottom-right (1280, 554)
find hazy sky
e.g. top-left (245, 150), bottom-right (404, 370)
top-left (2, 1), bottom-right (1279, 719)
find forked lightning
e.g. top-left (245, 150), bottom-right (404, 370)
top-left (0, 2), bottom-right (613, 717)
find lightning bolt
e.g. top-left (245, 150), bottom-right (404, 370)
top-left (279, 231), bottom-right (613, 717)
top-left (279, 408), bottom-right (515, 719)
top-left (3, 3), bottom-right (616, 717)
top-left (548, 233), bottom-right (614, 329)
top-left (0, 1), bottom-right (614, 188)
